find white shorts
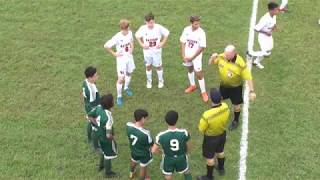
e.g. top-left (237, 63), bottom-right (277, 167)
top-left (144, 52), bottom-right (162, 67)
top-left (182, 56), bottom-right (202, 72)
top-left (116, 56), bottom-right (135, 77)
top-left (258, 33), bottom-right (273, 56)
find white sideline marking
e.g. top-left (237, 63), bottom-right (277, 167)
top-left (238, 0), bottom-right (259, 179)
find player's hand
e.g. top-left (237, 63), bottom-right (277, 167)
top-left (184, 57), bottom-right (193, 62)
top-left (156, 42), bottom-right (163, 49)
top-left (113, 52), bottom-right (123, 57)
top-left (208, 53), bottom-right (218, 65)
top-left (142, 45), bottom-right (149, 49)
top-left (249, 91), bottom-right (256, 101)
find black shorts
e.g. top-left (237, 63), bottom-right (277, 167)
top-left (219, 85), bottom-right (243, 105)
top-left (202, 132), bottom-right (226, 159)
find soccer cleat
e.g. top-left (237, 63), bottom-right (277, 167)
top-left (255, 62), bottom-right (264, 69)
top-left (129, 171), bottom-right (136, 179)
top-left (197, 175), bottom-right (213, 180)
top-left (229, 121), bottom-right (239, 131)
top-left (184, 85), bottom-right (197, 93)
top-left (158, 80), bottom-right (164, 88)
top-left (116, 97), bottom-right (123, 106)
top-left (125, 88), bottom-right (133, 97)
top-left (253, 60), bottom-right (264, 69)
top-left (217, 168), bottom-right (225, 176)
top-left (201, 92), bottom-right (209, 102)
top-left (105, 171), bottom-right (118, 178)
top-left (146, 80), bottom-right (152, 89)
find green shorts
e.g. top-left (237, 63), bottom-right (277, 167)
top-left (131, 152), bottom-right (153, 167)
top-left (161, 154), bottom-right (189, 175)
top-left (100, 139), bottom-right (118, 160)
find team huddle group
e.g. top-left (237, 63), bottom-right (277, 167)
top-left (81, 2), bottom-right (284, 180)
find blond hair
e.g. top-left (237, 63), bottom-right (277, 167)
top-left (119, 19), bottom-right (130, 30)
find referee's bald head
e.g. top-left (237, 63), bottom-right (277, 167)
top-left (224, 44), bottom-right (236, 53)
top-left (224, 44), bottom-right (236, 60)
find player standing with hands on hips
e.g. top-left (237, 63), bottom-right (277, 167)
top-left (135, 13), bottom-right (170, 89)
top-left (208, 45), bottom-right (256, 130)
top-left (104, 19), bottom-right (135, 106)
top-left (180, 15), bottom-right (208, 102)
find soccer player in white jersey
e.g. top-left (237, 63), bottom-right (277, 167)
top-left (104, 19), bottom-right (135, 106)
top-left (135, 13), bottom-right (169, 89)
top-left (253, 2), bottom-right (280, 69)
top-left (180, 15), bottom-right (208, 102)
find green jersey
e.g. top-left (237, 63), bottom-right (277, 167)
top-left (126, 122), bottom-right (153, 157)
top-left (87, 105), bottom-right (114, 140)
top-left (155, 128), bottom-right (190, 157)
top-left (82, 79), bottom-right (100, 114)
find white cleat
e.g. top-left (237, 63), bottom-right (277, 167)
top-left (158, 80), bottom-right (164, 88)
top-left (146, 80), bottom-right (152, 89)
top-left (253, 60), bottom-right (264, 69)
top-left (255, 62), bottom-right (264, 69)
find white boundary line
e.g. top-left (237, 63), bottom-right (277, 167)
top-left (238, 0), bottom-right (259, 179)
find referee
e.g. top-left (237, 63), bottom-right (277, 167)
top-left (208, 44), bottom-right (256, 130)
top-left (197, 88), bottom-right (230, 180)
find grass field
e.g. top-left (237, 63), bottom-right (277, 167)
top-left (1, 0), bottom-right (319, 179)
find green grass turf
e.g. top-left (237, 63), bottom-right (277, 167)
top-left (0, 0), bottom-right (319, 179)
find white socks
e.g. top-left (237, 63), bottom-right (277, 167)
top-left (188, 72), bottom-right (195, 86)
top-left (198, 78), bottom-right (206, 93)
top-left (116, 83), bottom-right (123, 98)
top-left (124, 75), bottom-right (131, 90)
top-left (146, 70), bottom-right (152, 82)
top-left (157, 69), bottom-right (163, 82)
top-left (280, 0), bottom-right (288, 9)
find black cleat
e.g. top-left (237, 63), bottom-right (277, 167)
top-left (197, 175), bottom-right (214, 180)
top-left (217, 168), bottom-right (225, 176)
top-left (229, 121), bottom-right (239, 131)
top-left (105, 171), bottom-right (119, 178)
top-left (97, 165), bottom-right (104, 172)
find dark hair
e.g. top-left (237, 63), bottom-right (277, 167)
top-left (134, 109), bottom-right (149, 121)
top-left (100, 94), bottom-right (114, 110)
top-left (268, 2), bottom-right (279, 10)
top-left (144, 12), bottom-right (154, 22)
top-left (190, 15), bottom-right (201, 23)
top-left (165, 110), bottom-right (178, 126)
top-left (84, 66), bottom-right (97, 78)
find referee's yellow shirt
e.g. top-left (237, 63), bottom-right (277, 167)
top-left (214, 53), bottom-right (252, 87)
top-left (198, 102), bottom-right (230, 136)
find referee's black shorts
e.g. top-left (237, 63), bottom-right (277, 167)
top-left (202, 131), bottom-right (226, 159)
top-left (219, 85), bottom-right (243, 105)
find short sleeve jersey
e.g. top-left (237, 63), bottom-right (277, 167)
top-left (180, 25), bottom-right (206, 59)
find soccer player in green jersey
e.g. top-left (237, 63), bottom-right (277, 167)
top-left (126, 109), bottom-right (153, 180)
top-left (152, 111), bottom-right (192, 180)
top-left (88, 94), bottom-right (118, 178)
top-left (82, 66), bottom-right (100, 151)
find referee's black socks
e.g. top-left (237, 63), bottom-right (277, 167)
top-left (206, 165), bottom-right (214, 179)
top-left (233, 111), bottom-right (241, 123)
top-left (218, 157), bottom-right (225, 170)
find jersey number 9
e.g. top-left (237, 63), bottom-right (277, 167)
top-left (170, 139), bottom-right (179, 151)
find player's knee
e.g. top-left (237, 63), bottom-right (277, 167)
top-left (206, 158), bottom-right (215, 166)
top-left (217, 152), bottom-right (225, 158)
top-left (146, 66), bottom-right (152, 71)
top-left (234, 105), bottom-right (241, 112)
top-left (164, 175), bottom-right (172, 180)
top-left (117, 77), bottom-right (125, 83)
top-left (156, 66), bottom-right (162, 71)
